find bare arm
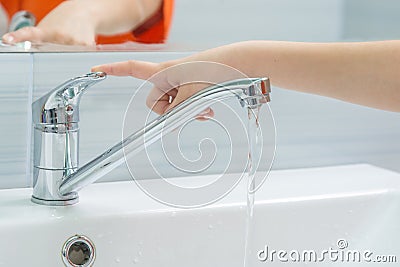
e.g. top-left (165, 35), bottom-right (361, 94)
top-left (175, 40), bottom-right (400, 112)
top-left (92, 40), bottom-right (400, 113)
top-left (2, 0), bottom-right (162, 45)
top-left (81, 0), bottom-right (162, 35)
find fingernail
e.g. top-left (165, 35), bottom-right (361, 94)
top-left (2, 34), bottom-right (14, 43)
top-left (91, 66), bottom-right (100, 72)
top-left (198, 108), bottom-right (211, 116)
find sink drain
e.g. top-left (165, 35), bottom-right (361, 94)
top-left (62, 235), bottom-right (95, 267)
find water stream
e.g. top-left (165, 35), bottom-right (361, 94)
top-left (244, 106), bottom-right (263, 267)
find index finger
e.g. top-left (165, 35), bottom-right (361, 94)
top-left (2, 26), bottom-right (44, 44)
top-left (91, 60), bottom-right (159, 80)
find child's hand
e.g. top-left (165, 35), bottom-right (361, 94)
top-left (91, 58), bottom-right (249, 119)
top-left (2, 1), bottom-right (96, 46)
top-left (91, 44), bottom-right (253, 118)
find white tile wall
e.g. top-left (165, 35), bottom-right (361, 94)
top-left (0, 53), bottom-right (32, 188)
top-left (1, 50), bottom-right (400, 190)
top-left (270, 88), bottom-right (400, 172)
top-left (1, 0), bottom-right (400, 190)
top-left (30, 52), bottom-right (400, 190)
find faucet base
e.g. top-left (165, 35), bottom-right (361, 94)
top-left (31, 168), bottom-right (80, 206)
top-left (31, 193), bottom-right (79, 206)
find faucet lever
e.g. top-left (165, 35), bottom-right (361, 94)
top-left (32, 72), bottom-right (106, 124)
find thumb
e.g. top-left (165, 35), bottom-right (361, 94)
top-left (91, 60), bottom-right (159, 80)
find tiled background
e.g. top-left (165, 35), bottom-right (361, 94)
top-left (1, 0), bottom-right (400, 189)
top-left (0, 54), bottom-right (32, 188)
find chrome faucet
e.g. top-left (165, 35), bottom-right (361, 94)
top-left (31, 72), bottom-right (271, 206)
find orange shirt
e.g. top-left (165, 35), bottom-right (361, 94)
top-left (1, 0), bottom-right (174, 44)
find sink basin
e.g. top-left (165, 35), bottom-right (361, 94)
top-left (0, 164), bottom-right (399, 266)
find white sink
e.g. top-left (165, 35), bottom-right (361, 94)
top-left (0, 164), bottom-right (399, 266)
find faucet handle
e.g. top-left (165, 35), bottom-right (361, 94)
top-left (32, 72), bottom-right (106, 124)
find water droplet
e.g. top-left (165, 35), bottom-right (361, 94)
top-left (208, 224), bottom-right (214, 230)
top-left (115, 257), bottom-right (121, 263)
top-left (133, 258), bottom-right (139, 264)
top-left (138, 251), bottom-right (143, 256)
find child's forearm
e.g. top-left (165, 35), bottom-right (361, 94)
top-left (79, 0), bottom-right (162, 35)
top-left (177, 40), bottom-right (400, 112)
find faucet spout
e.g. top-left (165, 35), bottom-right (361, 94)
top-left (31, 74), bottom-right (271, 206)
top-left (59, 78), bottom-right (271, 196)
